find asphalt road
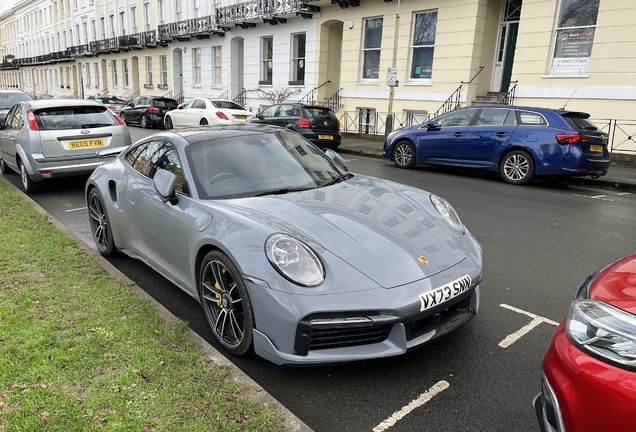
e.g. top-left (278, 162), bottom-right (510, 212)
top-left (5, 126), bottom-right (636, 432)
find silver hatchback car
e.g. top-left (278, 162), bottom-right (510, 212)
top-left (0, 99), bottom-right (132, 193)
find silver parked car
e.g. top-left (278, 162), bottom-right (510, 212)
top-left (0, 99), bottom-right (132, 193)
top-left (86, 125), bottom-right (483, 365)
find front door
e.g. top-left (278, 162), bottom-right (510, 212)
top-left (491, 0), bottom-right (522, 92)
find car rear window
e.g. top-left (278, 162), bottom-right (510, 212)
top-left (305, 108), bottom-right (337, 121)
top-left (560, 114), bottom-right (598, 131)
top-left (34, 106), bottom-right (119, 130)
top-left (211, 101), bottom-right (245, 110)
top-left (152, 99), bottom-right (178, 109)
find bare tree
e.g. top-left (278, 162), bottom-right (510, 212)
top-left (251, 86), bottom-right (302, 105)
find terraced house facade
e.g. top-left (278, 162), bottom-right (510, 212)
top-left (1, 0), bottom-right (634, 155)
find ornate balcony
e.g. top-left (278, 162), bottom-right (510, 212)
top-left (216, 0), bottom-right (320, 28)
top-left (158, 16), bottom-right (222, 41)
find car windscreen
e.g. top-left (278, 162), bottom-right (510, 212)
top-left (34, 106), bottom-right (119, 130)
top-left (152, 99), bottom-right (178, 109)
top-left (186, 131), bottom-right (347, 200)
top-left (305, 107), bottom-right (338, 121)
top-left (560, 114), bottom-right (598, 131)
top-left (211, 101), bottom-right (246, 110)
top-left (0, 93), bottom-right (33, 109)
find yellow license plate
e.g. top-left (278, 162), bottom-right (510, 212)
top-left (235, 115), bottom-right (247, 120)
top-left (590, 144), bottom-right (603, 152)
top-left (162, 109), bottom-right (168, 113)
top-left (318, 135), bottom-right (333, 140)
top-left (68, 138), bottom-right (105, 149)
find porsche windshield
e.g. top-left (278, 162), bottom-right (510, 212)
top-left (186, 131), bottom-right (348, 200)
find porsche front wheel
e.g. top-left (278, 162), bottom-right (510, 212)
top-left (199, 251), bottom-right (254, 356)
top-left (88, 189), bottom-right (117, 256)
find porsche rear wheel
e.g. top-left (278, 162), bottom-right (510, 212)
top-left (393, 140), bottom-right (416, 169)
top-left (88, 189), bottom-right (117, 256)
top-left (199, 251), bottom-right (254, 356)
top-left (200, 118), bottom-right (208, 126)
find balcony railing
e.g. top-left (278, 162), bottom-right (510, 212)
top-left (158, 16), bottom-right (217, 40)
top-left (216, 0), bottom-right (320, 27)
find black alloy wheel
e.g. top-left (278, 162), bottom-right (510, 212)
top-left (119, 111), bottom-right (127, 124)
top-left (88, 189), bottom-right (117, 256)
top-left (499, 150), bottom-right (535, 185)
top-left (141, 114), bottom-right (149, 129)
top-left (165, 115), bottom-right (173, 129)
top-left (199, 251), bottom-right (254, 356)
top-left (393, 140), bottom-right (416, 169)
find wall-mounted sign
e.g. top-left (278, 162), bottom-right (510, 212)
top-left (550, 28), bottom-right (595, 76)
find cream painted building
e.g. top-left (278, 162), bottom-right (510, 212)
top-left (1, 0), bottom-right (634, 154)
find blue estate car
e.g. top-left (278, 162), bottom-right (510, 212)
top-left (382, 106), bottom-right (610, 185)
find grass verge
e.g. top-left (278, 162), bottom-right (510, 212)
top-left (0, 181), bottom-right (287, 431)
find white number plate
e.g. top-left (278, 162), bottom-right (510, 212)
top-left (419, 275), bottom-right (472, 312)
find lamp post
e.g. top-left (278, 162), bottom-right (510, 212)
top-left (385, 0), bottom-right (400, 136)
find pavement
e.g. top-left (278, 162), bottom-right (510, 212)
top-left (338, 135), bottom-right (636, 190)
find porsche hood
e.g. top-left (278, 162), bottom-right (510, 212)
top-left (234, 175), bottom-right (470, 289)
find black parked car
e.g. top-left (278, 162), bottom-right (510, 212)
top-left (0, 90), bottom-right (34, 124)
top-left (247, 103), bottom-right (341, 149)
top-left (120, 95), bottom-right (178, 128)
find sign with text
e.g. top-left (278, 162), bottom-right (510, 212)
top-left (550, 28), bottom-right (595, 76)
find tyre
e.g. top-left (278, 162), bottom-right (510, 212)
top-left (19, 160), bottom-right (40, 193)
top-left (499, 150), bottom-right (535, 185)
top-left (120, 112), bottom-right (128, 124)
top-left (141, 114), bottom-right (149, 129)
top-left (87, 189), bottom-right (117, 256)
top-left (392, 140), bottom-right (416, 169)
top-left (165, 115), bottom-right (173, 130)
top-left (0, 156), bottom-right (13, 174)
top-left (200, 118), bottom-right (208, 126)
top-left (199, 250), bottom-right (254, 356)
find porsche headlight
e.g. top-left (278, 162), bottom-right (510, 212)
top-left (430, 195), bottom-right (465, 234)
top-left (265, 234), bottom-right (325, 287)
top-left (566, 299), bottom-right (636, 370)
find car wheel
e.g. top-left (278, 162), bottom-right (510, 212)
top-left (0, 156), bottom-right (13, 174)
top-left (199, 250), bottom-right (254, 356)
top-left (141, 114), bottom-right (149, 129)
top-left (392, 140), bottom-right (416, 169)
top-left (87, 189), bottom-right (117, 256)
top-left (19, 160), bottom-right (40, 193)
top-left (499, 150), bottom-right (535, 185)
top-left (200, 118), bottom-right (208, 126)
top-left (165, 115), bottom-right (173, 130)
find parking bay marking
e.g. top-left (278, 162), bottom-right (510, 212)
top-left (498, 304), bottom-right (559, 348)
top-left (572, 193), bottom-right (613, 201)
top-left (372, 380), bottom-right (449, 432)
top-left (66, 207), bottom-right (87, 212)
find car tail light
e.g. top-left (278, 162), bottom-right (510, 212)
top-left (106, 105), bottom-right (116, 112)
top-left (112, 113), bottom-right (125, 125)
top-left (148, 106), bottom-right (160, 113)
top-left (555, 134), bottom-right (592, 145)
top-left (26, 109), bottom-right (39, 131)
top-left (299, 117), bottom-right (311, 128)
top-left (338, 121), bottom-right (341, 131)
top-left (216, 111), bottom-right (229, 120)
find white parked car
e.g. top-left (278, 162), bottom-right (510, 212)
top-left (164, 98), bottom-right (254, 128)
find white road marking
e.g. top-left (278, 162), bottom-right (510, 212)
top-left (65, 207), bottom-right (87, 212)
top-left (498, 304), bottom-right (559, 348)
top-left (572, 194), bottom-right (613, 201)
top-left (617, 192), bottom-right (631, 196)
top-left (373, 380), bottom-right (449, 432)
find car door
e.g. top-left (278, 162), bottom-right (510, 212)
top-left (417, 108), bottom-right (477, 164)
top-left (250, 105), bottom-right (279, 126)
top-left (188, 99), bottom-right (207, 124)
top-left (0, 105), bottom-right (20, 170)
top-left (123, 139), bottom-right (193, 286)
top-left (462, 108), bottom-right (518, 168)
top-left (171, 99), bottom-right (195, 126)
top-left (276, 104), bottom-right (298, 128)
top-left (124, 96), bottom-right (142, 123)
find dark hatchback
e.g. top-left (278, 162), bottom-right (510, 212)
top-left (383, 105), bottom-right (610, 185)
top-left (120, 95), bottom-right (178, 128)
top-left (247, 103), bottom-right (341, 149)
top-left (0, 90), bottom-right (34, 124)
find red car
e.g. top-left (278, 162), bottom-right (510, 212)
top-left (534, 254), bottom-right (636, 432)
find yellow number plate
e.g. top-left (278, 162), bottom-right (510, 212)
top-left (68, 138), bottom-right (105, 149)
top-left (235, 115), bottom-right (247, 120)
top-left (318, 135), bottom-right (333, 140)
top-left (590, 144), bottom-right (603, 152)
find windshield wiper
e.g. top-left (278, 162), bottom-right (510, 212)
top-left (253, 187), bottom-right (314, 197)
top-left (321, 173), bottom-right (352, 187)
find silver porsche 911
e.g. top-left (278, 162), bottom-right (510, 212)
top-left (86, 125), bottom-right (483, 365)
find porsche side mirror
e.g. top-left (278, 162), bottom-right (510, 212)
top-left (323, 148), bottom-right (348, 172)
top-left (154, 169), bottom-right (178, 204)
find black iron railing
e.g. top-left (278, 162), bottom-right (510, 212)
top-left (322, 88), bottom-right (342, 112)
top-left (218, 90), bottom-right (229, 100)
top-left (233, 88), bottom-right (248, 107)
top-left (499, 81), bottom-right (518, 106)
top-left (121, 89), bottom-right (140, 102)
top-left (430, 66), bottom-right (484, 119)
top-left (158, 16), bottom-right (217, 40)
top-left (298, 79), bottom-right (330, 105)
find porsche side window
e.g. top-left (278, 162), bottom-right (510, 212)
top-left (145, 141), bottom-right (189, 195)
top-left (125, 144), bottom-right (149, 174)
top-left (436, 109), bottom-right (476, 127)
top-left (260, 105), bottom-right (277, 118)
